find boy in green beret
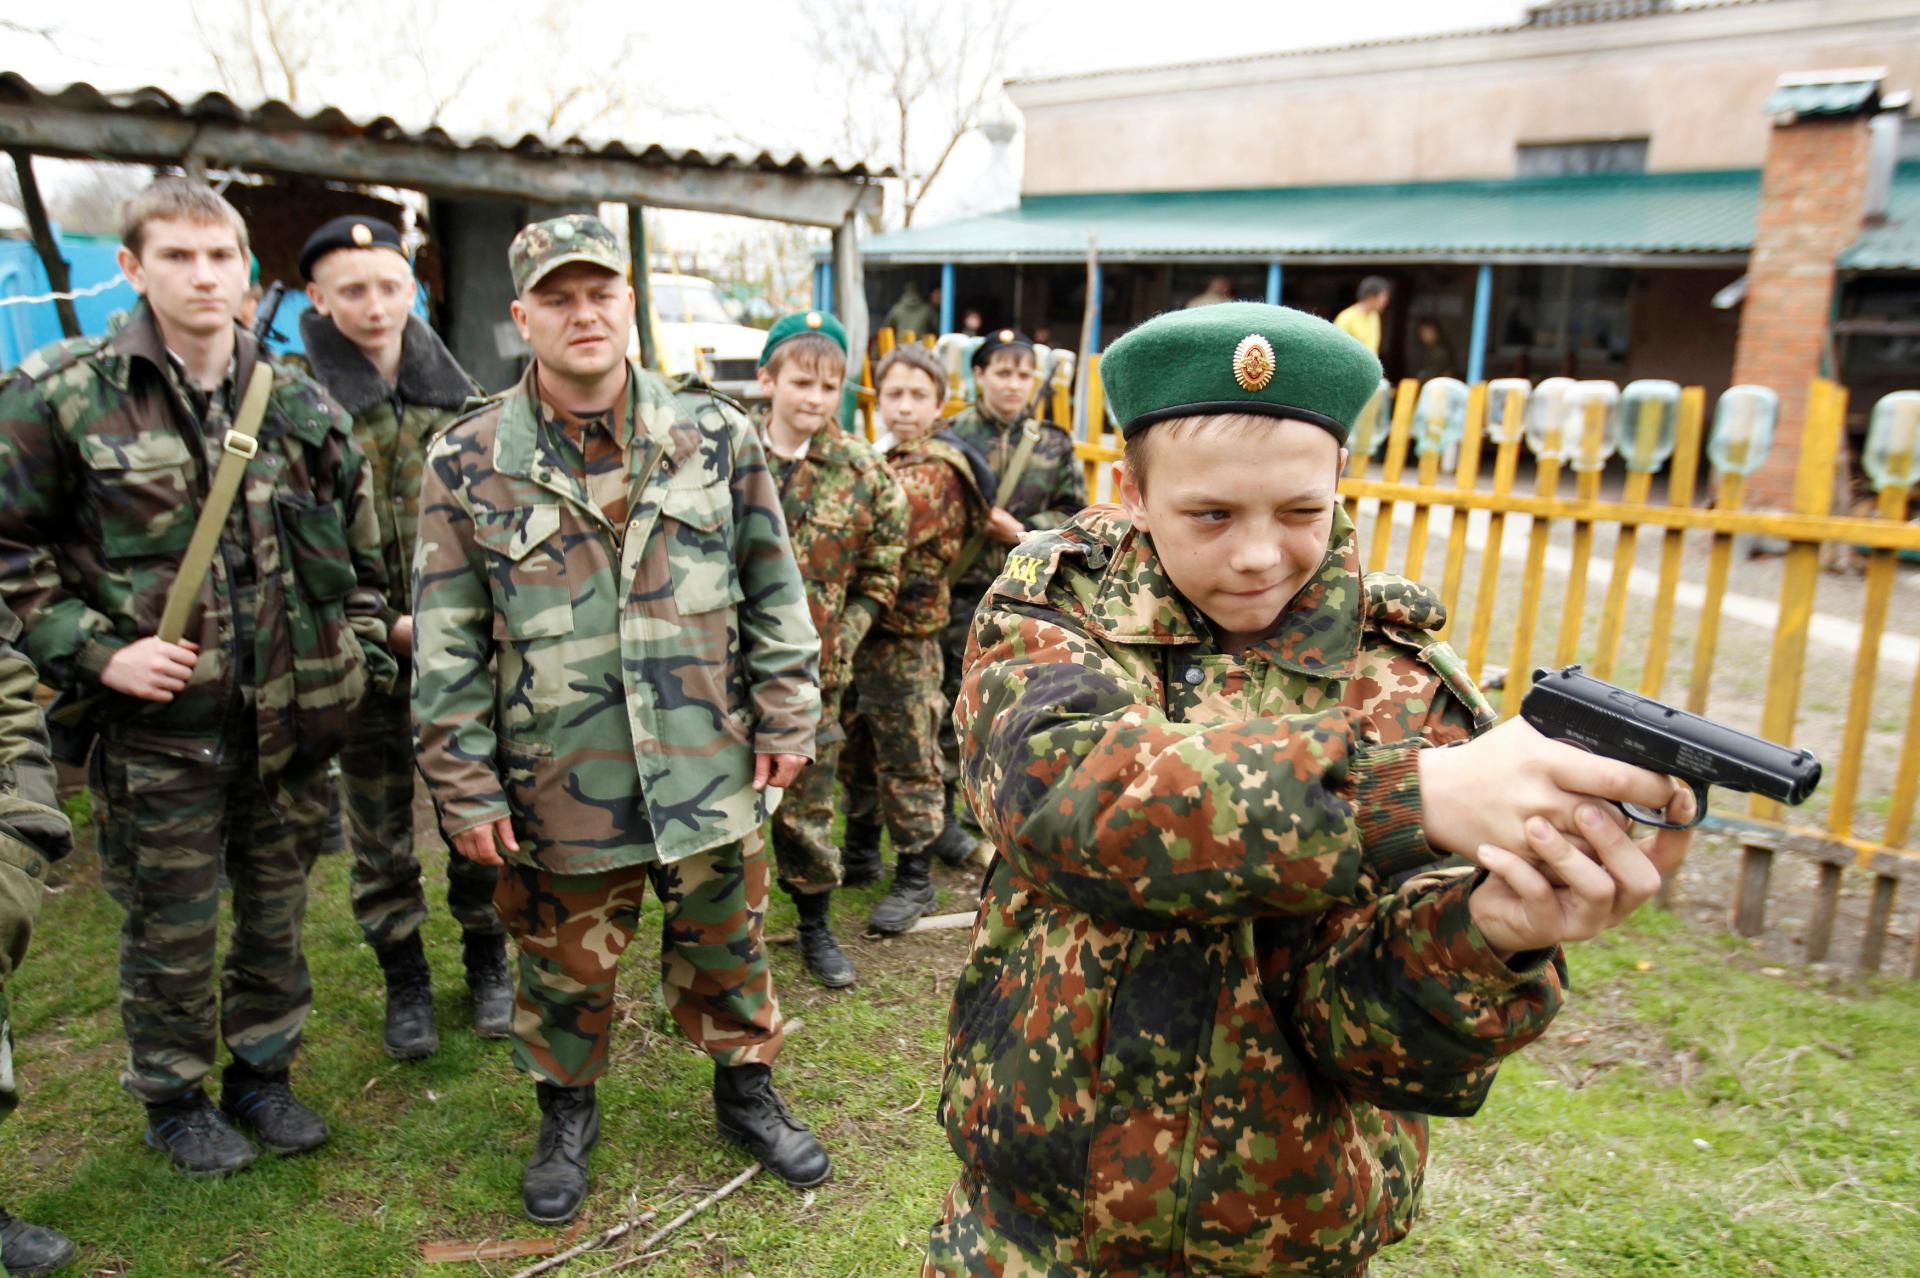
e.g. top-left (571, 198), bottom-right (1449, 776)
top-left (755, 312), bottom-right (908, 988)
top-left (925, 302), bottom-right (1696, 1277)
top-left (938, 329), bottom-right (1084, 855)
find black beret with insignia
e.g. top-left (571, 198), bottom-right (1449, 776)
top-left (971, 327), bottom-right (1035, 369)
top-left (1101, 302), bottom-right (1383, 444)
top-left (299, 215), bottom-right (407, 282)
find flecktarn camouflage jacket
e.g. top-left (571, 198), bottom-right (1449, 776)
top-left (943, 504), bottom-right (1566, 1276)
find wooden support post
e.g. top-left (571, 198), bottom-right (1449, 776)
top-left (1859, 873), bottom-right (1896, 974)
top-left (1805, 861), bottom-right (1845, 962)
top-left (627, 205), bottom-right (657, 372)
top-left (8, 148), bottom-right (80, 338)
top-left (1734, 844), bottom-right (1774, 937)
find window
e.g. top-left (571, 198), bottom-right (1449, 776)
top-left (1517, 139), bottom-right (1650, 177)
top-left (1496, 265), bottom-right (1633, 364)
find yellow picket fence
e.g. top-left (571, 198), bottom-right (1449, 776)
top-left (1059, 361), bottom-right (1920, 978)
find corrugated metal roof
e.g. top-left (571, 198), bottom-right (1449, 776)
top-left (859, 169), bottom-right (1765, 264)
top-left (1763, 78), bottom-right (1882, 119)
top-left (0, 73), bottom-right (887, 179)
top-left (1842, 162), bottom-right (1920, 270)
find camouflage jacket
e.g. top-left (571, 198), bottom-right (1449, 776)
top-left (944, 505), bottom-right (1564, 1277)
top-left (0, 303), bottom-right (395, 796)
top-left (0, 604), bottom-right (71, 983)
top-left (766, 423), bottom-right (907, 690)
top-left (946, 405), bottom-right (1085, 594)
top-left (880, 435), bottom-right (987, 638)
top-left (412, 362), bottom-right (820, 872)
top-left (295, 311), bottom-right (479, 617)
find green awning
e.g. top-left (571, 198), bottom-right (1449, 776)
top-left (860, 169), bottom-right (1765, 266)
top-left (1842, 163), bottom-right (1920, 271)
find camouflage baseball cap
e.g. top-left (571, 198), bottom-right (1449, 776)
top-left (508, 214), bottom-right (628, 294)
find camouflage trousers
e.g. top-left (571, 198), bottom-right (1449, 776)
top-left (0, 844), bottom-right (44, 1129)
top-left (92, 737), bottom-right (326, 1104)
top-left (493, 831), bottom-right (784, 1088)
top-left (840, 634), bottom-right (946, 857)
top-left (340, 680), bottom-right (500, 948)
top-left (769, 683), bottom-right (847, 895)
top-left (939, 586), bottom-right (988, 831)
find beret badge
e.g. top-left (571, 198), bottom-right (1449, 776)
top-left (805, 311), bottom-right (824, 329)
top-left (350, 222), bottom-right (373, 246)
top-left (1233, 333), bottom-right (1276, 392)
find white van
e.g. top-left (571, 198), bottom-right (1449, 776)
top-left (640, 273), bottom-right (769, 406)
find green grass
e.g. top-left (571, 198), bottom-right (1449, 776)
top-left (5, 844), bottom-right (1918, 1276)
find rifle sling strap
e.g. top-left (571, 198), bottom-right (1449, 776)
top-left (949, 421), bottom-right (1042, 586)
top-left (157, 362), bottom-right (274, 645)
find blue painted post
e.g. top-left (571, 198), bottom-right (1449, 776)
top-left (939, 261), bottom-right (955, 335)
top-left (814, 261), bottom-right (833, 313)
top-left (1087, 259), bottom-right (1104, 354)
top-left (1266, 260), bottom-right (1282, 306)
top-left (1467, 263), bottom-right (1493, 384)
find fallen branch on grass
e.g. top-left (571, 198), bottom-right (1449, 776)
top-left (509, 1164), bottom-right (762, 1278)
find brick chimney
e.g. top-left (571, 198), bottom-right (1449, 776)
top-left (1732, 69), bottom-right (1882, 509)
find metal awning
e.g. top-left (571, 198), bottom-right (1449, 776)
top-left (0, 73), bottom-right (885, 227)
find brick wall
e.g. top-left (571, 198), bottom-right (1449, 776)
top-left (1732, 115), bottom-right (1872, 508)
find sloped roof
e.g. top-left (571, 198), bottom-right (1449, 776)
top-left (859, 169), bottom-right (1766, 265)
top-left (1842, 162), bottom-right (1920, 269)
top-left (0, 72), bottom-right (885, 226)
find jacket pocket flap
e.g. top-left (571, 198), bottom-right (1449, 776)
top-left (78, 432), bottom-right (194, 472)
top-left (473, 504), bottom-right (562, 562)
top-left (659, 483), bottom-right (727, 533)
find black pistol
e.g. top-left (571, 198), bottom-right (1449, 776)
top-left (1520, 666), bottom-right (1821, 830)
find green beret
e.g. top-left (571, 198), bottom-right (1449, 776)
top-left (759, 310), bottom-right (848, 366)
top-left (1102, 302), bottom-right (1383, 444)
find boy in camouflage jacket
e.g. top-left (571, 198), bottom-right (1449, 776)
top-left (754, 311), bottom-right (908, 988)
top-left (939, 330), bottom-right (1085, 847)
top-left (839, 344), bottom-right (989, 935)
top-left (294, 215), bottom-right (505, 1061)
top-left (927, 304), bottom-right (1695, 1277)
top-left (0, 180), bottom-right (394, 1178)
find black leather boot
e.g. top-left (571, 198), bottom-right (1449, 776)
top-left (522, 1082), bottom-right (599, 1224)
top-left (143, 1088), bottom-right (257, 1177)
top-left (867, 853), bottom-right (936, 935)
top-left (838, 813), bottom-right (883, 887)
top-left (925, 819), bottom-right (979, 869)
top-left (219, 1064), bottom-right (330, 1155)
top-left (792, 890), bottom-right (855, 989)
top-left (374, 931), bottom-right (438, 1060)
top-left (950, 779), bottom-right (984, 836)
top-left (714, 1063), bottom-right (830, 1188)
top-left (462, 931), bottom-right (513, 1040)
top-left (0, 1206), bottom-right (76, 1274)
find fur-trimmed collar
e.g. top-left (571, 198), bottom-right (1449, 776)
top-left (299, 310), bottom-right (474, 416)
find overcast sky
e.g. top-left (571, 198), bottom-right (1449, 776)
top-left (4, 0), bottom-right (1537, 251)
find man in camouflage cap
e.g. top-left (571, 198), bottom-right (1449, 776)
top-left (412, 213), bottom-right (831, 1226)
top-left (295, 214), bottom-right (503, 1061)
top-left (0, 178), bottom-right (395, 1177)
top-left (0, 604), bottom-right (77, 1271)
top-left (925, 302), bottom-right (1695, 1276)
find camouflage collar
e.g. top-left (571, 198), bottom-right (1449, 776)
top-left (892, 435), bottom-right (989, 506)
top-left (102, 301), bottom-right (321, 444)
top-left (767, 421), bottom-right (861, 467)
top-left (496, 362), bottom-right (650, 478)
top-left (1083, 507), bottom-right (1364, 675)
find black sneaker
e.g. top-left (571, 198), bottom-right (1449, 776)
top-left (144, 1089), bottom-right (257, 1177)
top-left (220, 1068), bottom-right (329, 1155)
top-left (714, 1064), bottom-right (830, 1188)
top-left (0, 1206), bottom-right (76, 1274)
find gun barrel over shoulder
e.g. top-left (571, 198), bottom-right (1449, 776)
top-left (1520, 666), bottom-right (1822, 829)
